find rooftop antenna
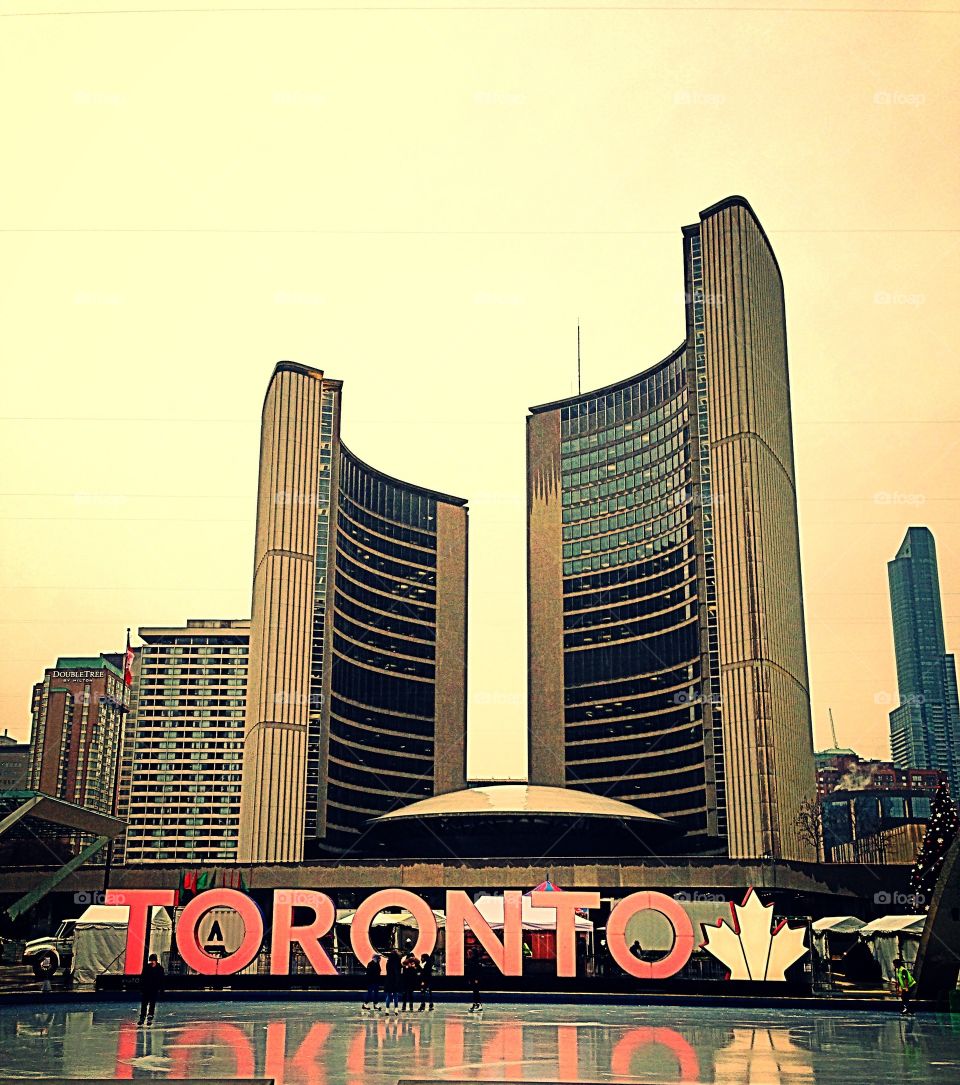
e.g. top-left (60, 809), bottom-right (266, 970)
top-left (577, 322), bottom-right (581, 395)
top-left (829, 707), bottom-right (839, 749)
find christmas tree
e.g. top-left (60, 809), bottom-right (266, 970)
top-left (909, 783), bottom-right (959, 908)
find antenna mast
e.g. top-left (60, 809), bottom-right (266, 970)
top-left (829, 707), bottom-right (839, 749)
top-left (577, 323), bottom-right (581, 395)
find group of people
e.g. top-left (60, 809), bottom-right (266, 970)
top-left (362, 947), bottom-right (484, 1013)
top-left (363, 949), bottom-right (437, 1013)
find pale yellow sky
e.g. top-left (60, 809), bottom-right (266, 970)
top-left (1, 1), bottom-right (958, 781)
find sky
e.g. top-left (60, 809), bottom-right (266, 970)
top-left (0, 0), bottom-right (958, 781)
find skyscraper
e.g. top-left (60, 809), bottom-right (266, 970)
top-left (238, 362), bottom-right (468, 863)
top-left (888, 526), bottom-right (960, 796)
top-left (117, 619), bottom-right (249, 865)
top-left (527, 196), bottom-right (816, 861)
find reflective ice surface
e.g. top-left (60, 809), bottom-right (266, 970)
top-left (0, 998), bottom-right (957, 1082)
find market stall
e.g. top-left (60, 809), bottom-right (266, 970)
top-left (858, 914), bottom-right (926, 983)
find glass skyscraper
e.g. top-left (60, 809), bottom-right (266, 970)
top-left (238, 363), bottom-right (468, 862)
top-left (527, 196), bottom-right (816, 860)
top-left (888, 526), bottom-right (960, 796)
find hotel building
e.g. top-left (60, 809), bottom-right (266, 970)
top-left (527, 196), bottom-right (816, 861)
top-left (27, 654), bottom-right (128, 816)
top-left (238, 363), bottom-right (468, 863)
top-left (117, 619), bottom-right (249, 865)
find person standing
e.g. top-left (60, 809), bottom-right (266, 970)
top-left (137, 953), bottom-right (164, 1026)
top-left (894, 957), bottom-right (917, 1015)
top-left (466, 948), bottom-right (483, 1012)
top-left (418, 951), bottom-right (435, 1012)
top-left (384, 949), bottom-right (403, 1014)
top-left (361, 954), bottom-right (382, 1011)
top-left (400, 953), bottom-right (421, 1012)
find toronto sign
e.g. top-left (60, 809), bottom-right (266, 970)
top-left (105, 886), bottom-right (808, 982)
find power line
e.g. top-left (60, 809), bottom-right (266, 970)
top-left (1, 5), bottom-right (958, 17)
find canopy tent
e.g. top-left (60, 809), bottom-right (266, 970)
top-left (812, 916), bottom-right (867, 935)
top-left (471, 894), bottom-right (593, 932)
top-left (336, 908), bottom-right (446, 929)
top-left (858, 915), bottom-right (926, 936)
top-left (73, 904), bottom-right (172, 989)
top-left (812, 916), bottom-right (867, 969)
top-left (858, 915), bottom-right (926, 982)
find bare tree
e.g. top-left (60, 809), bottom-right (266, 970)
top-left (795, 798), bottom-right (825, 862)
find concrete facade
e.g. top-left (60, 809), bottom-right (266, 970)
top-left (527, 197), bottom-right (816, 861)
top-left (238, 363), bottom-right (468, 863)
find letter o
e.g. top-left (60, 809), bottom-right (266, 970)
top-left (176, 888), bottom-right (264, 975)
top-left (349, 889), bottom-right (437, 970)
top-left (607, 891), bottom-right (694, 980)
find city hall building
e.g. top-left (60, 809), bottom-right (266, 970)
top-left (527, 196), bottom-right (816, 862)
top-left (238, 363), bottom-right (468, 863)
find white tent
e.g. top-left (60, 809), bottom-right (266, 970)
top-left (812, 916), bottom-right (866, 961)
top-left (858, 915), bottom-right (926, 936)
top-left (812, 916), bottom-right (867, 935)
top-left (336, 908), bottom-right (446, 929)
top-left (471, 894), bottom-right (593, 932)
top-left (858, 915), bottom-right (926, 982)
top-left (72, 905), bottom-right (172, 989)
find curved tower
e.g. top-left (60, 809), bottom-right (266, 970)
top-left (239, 363), bottom-right (467, 863)
top-left (320, 446), bottom-right (468, 852)
top-left (527, 197), bottom-right (815, 860)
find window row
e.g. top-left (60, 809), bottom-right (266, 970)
top-left (563, 622), bottom-right (700, 688)
top-left (560, 400), bottom-right (688, 456)
top-left (560, 408), bottom-right (687, 471)
top-left (562, 431), bottom-right (687, 489)
top-left (338, 492), bottom-right (436, 549)
top-left (335, 550), bottom-right (437, 608)
top-left (340, 453), bottom-right (438, 532)
top-left (338, 532), bottom-right (437, 585)
top-left (563, 527), bottom-right (691, 576)
top-left (559, 360), bottom-right (686, 431)
top-left (563, 509), bottom-right (690, 559)
top-left (561, 453), bottom-right (685, 506)
top-left (562, 487), bottom-right (691, 541)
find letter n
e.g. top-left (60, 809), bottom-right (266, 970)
top-left (445, 891), bottom-right (523, 977)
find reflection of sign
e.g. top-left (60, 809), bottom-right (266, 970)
top-left (113, 1017), bottom-right (809, 1083)
top-left (106, 885), bottom-right (806, 982)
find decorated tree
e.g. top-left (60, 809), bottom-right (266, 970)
top-left (909, 783), bottom-right (959, 907)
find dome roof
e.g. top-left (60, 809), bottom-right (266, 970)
top-left (373, 783), bottom-right (670, 825)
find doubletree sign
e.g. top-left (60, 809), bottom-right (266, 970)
top-left (105, 886), bottom-right (807, 982)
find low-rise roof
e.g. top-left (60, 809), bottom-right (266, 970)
top-left (859, 915), bottom-right (926, 936)
top-left (812, 916), bottom-right (866, 934)
top-left (373, 783), bottom-right (670, 825)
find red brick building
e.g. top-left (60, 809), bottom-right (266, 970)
top-left (815, 748), bottom-right (945, 798)
top-left (28, 654), bottom-right (130, 815)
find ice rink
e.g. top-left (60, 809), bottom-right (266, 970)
top-left (0, 997), bottom-right (957, 1082)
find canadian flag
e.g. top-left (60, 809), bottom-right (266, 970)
top-left (123, 630), bottom-right (134, 688)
